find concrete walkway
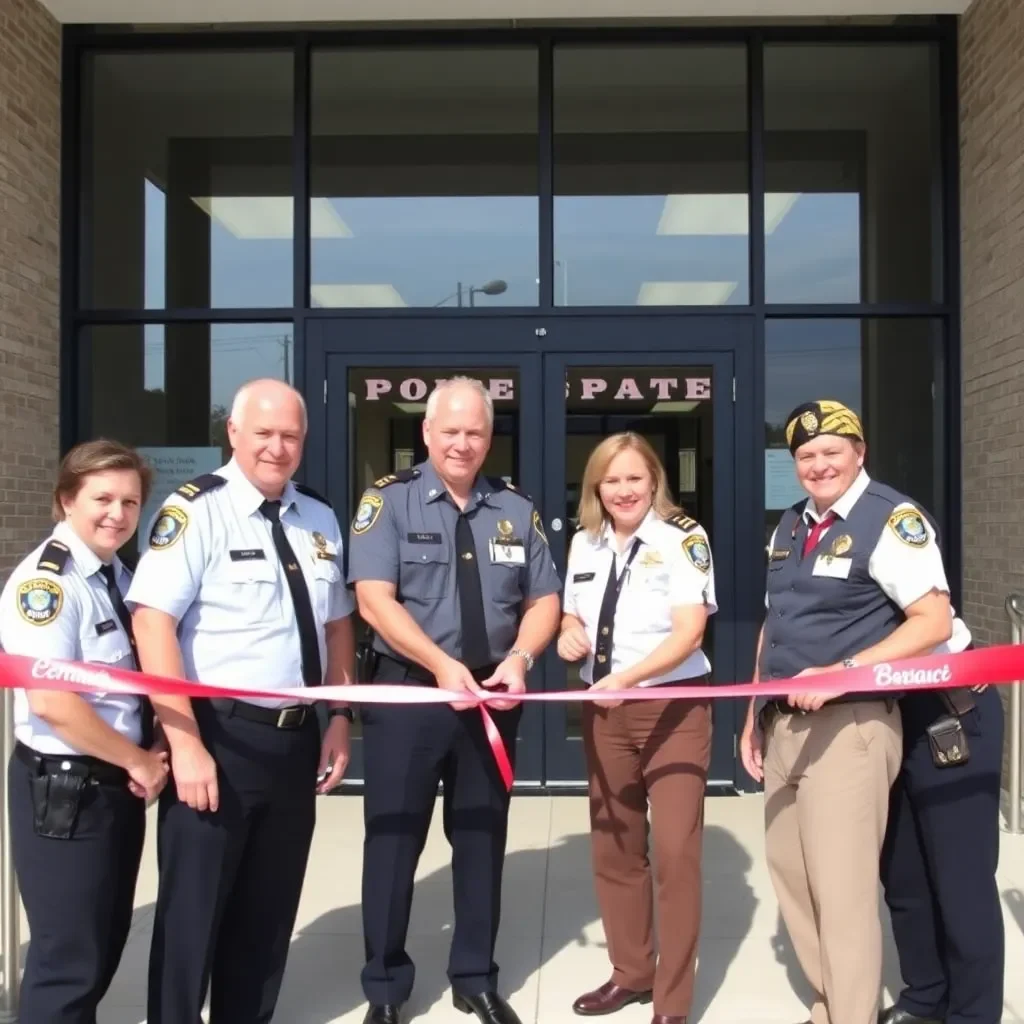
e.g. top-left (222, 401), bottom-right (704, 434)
top-left (10, 794), bottom-right (1024, 1023)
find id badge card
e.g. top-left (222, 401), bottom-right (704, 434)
top-left (812, 555), bottom-right (852, 579)
top-left (489, 539), bottom-right (525, 565)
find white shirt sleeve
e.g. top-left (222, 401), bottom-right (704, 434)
top-left (562, 533), bottom-right (582, 619)
top-left (125, 495), bottom-right (209, 621)
top-left (0, 569), bottom-right (82, 660)
top-left (765, 525), bottom-right (780, 610)
top-left (669, 528), bottom-right (717, 615)
top-left (868, 503), bottom-right (950, 610)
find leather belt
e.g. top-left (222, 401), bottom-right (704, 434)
top-left (14, 740), bottom-right (128, 787)
top-left (208, 698), bottom-right (310, 730)
top-left (375, 653), bottom-right (498, 686)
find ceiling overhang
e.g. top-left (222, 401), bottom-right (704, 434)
top-left (38, 0), bottom-right (974, 24)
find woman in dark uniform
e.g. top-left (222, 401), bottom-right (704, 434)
top-left (0, 439), bottom-right (168, 1024)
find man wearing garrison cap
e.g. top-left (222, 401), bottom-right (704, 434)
top-left (737, 399), bottom-right (997, 1024)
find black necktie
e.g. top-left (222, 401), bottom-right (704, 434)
top-left (454, 513), bottom-right (491, 671)
top-left (99, 563), bottom-right (153, 746)
top-left (260, 499), bottom-right (323, 686)
top-left (591, 540), bottom-right (642, 683)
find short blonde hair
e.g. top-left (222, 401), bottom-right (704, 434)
top-left (52, 439), bottom-right (153, 522)
top-left (576, 432), bottom-right (682, 535)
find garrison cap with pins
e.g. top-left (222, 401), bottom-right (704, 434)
top-left (784, 400), bottom-right (865, 455)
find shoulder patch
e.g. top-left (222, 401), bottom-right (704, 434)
top-left (531, 509), bottom-right (549, 545)
top-left (888, 507), bottom-right (930, 548)
top-left (373, 468), bottom-right (420, 489)
top-left (149, 506), bottom-right (189, 550)
top-left (176, 473), bottom-right (227, 502)
top-left (665, 513), bottom-right (699, 533)
top-left (17, 578), bottom-right (63, 626)
top-left (36, 539), bottom-right (71, 575)
top-left (295, 482), bottom-right (332, 508)
top-left (682, 534), bottom-right (712, 574)
top-left (352, 492), bottom-right (385, 535)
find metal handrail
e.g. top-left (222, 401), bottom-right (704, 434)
top-left (0, 686), bottom-right (18, 1022)
top-left (1006, 594), bottom-right (1024, 835)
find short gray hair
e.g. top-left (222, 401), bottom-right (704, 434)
top-left (425, 376), bottom-right (494, 428)
top-left (230, 379), bottom-right (308, 431)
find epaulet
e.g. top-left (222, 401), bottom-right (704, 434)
top-left (295, 482), bottom-right (332, 508)
top-left (176, 473), bottom-right (227, 502)
top-left (488, 477), bottom-right (533, 503)
top-left (665, 512), bottom-right (699, 533)
top-left (36, 539), bottom-right (71, 575)
top-left (373, 468), bottom-right (420, 489)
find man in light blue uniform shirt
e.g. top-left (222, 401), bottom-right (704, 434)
top-left (127, 378), bottom-right (357, 1024)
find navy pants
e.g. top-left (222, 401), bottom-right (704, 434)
top-left (8, 750), bottom-right (145, 1024)
top-left (360, 660), bottom-right (521, 1006)
top-left (880, 687), bottom-right (1005, 1024)
top-left (146, 703), bottom-right (320, 1024)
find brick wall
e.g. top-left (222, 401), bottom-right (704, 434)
top-left (0, 0), bottom-right (61, 578)
top-left (960, 0), bottom-right (1024, 789)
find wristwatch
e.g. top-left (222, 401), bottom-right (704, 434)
top-left (509, 648), bottom-right (535, 672)
top-left (842, 658), bottom-right (858, 669)
top-left (327, 706), bottom-right (354, 723)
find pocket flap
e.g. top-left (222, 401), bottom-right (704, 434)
top-left (399, 539), bottom-right (450, 565)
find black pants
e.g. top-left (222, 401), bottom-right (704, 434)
top-left (360, 660), bottom-right (521, 1006)
top-left (146, 702), bottom-right (320, 1024)
top-left (8, 750), bottom-right (145, 1024)
top-left (880, 687), bottom-right (1005, 1024)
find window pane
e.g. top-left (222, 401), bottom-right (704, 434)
top-left (83, 51), bottom-right (294, 310)
top-left (764, 44), bottom-right (941, 304)
top-left (84, 322), bottom-right (295, 552)
top-left (554, 45), bottom-right (748, 307)
top-left (764, 318), bottom-right (944, 542)
top-left (311, 49), bottom-right (538, 309)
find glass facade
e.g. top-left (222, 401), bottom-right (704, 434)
top-left (66, 24), bottom-right (958, 789)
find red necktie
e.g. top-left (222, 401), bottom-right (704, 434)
top-left (802, 510), bottom-right (837, 557)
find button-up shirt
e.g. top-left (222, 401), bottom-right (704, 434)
top-left (0, 521), bottom-right (141, 754)
top-left (126, 457), bottom-right (354, 707)
top-left (563, 508), bottom-right (716, 685)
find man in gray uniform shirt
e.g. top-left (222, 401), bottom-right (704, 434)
top-left (348, 376), bottom-right (562, 1024)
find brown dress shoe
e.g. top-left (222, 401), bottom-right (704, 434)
top-left (572, 981), bottom-right (653, 1016)
top-left (652, 1016), bottom-right (686, 1024)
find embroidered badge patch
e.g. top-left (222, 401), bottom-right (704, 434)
top-left (888, 508), bottom-right (929, 548)
top-left (352, 494), bottom-right (384, 535)
top-left (683, 535), bottom-right (711, 574)
top-left (532, 510), bottom-right (549, 545)
top-left (149, 506), bottom-right (189, 550)
top-left (17, 578), bottom-right (63, 626)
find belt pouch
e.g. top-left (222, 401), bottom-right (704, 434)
top-left (926, 715), bottom-right (970, 769)
top-left (31, 766), bottom-right (88, 839)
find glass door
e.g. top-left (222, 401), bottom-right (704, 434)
top-left (318, 343), bottom-right (545, 787)
top-left (542, 350), bottom-right (738, 788)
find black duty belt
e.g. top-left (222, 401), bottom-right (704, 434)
top-left (14, 740), bottom-right (127, 787)
top-left (375, 653), bottom-right (498, 686)
top-left (208, 697), bottom-right (311, 730)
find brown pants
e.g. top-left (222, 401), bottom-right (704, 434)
top-left (764, 700), bottom-right (903, 1024)
top-left (582, 697), bottom-right (712, 1017)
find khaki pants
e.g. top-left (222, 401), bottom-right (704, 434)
top-left (582, 697), bottom-right (711, 1017)
top-left (764, 700), bottom-right (902, 1024)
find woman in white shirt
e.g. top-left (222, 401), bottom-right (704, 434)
top-left (558, 432), bottom-right (716, 1024)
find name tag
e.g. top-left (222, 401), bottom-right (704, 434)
top-left (230, 549), bottom-right (266, 561)
top-left (812, 555), bottom-right (852, 579)
top-left (407, 532), bottom-right (442, 544)
top-left (573, 572), bottom-right (596, 583)
top-left (489, 539), bottom-right (526, 565)
top-left (770, 549), bottom-right (790, 561)
top-left (95, 619), bottom-right (118, 636)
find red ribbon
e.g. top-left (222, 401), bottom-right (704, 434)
top-left (3, 645), bottom-right (1023, 792)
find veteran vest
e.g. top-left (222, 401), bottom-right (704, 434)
top-left (756, 481), bottom-right (933, 721)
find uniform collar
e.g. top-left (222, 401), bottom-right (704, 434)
top-left (219, 457), bottom-right (301, 519)
top-left (801, 469), bottom-right (870, 525)
top-left (598, 506), bottom-right (658, 551)
top-left (52, 520), bottom-right (125, 580)
top-left (419, 461), bottom-right (502, 511)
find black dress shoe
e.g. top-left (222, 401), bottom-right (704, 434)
top-left (878, 1008), bottom-right (941, 1024)
top-left (453, 990), bottom-right (523, 1024)
top-left (363, 1004), bottom-right (402, 1024)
